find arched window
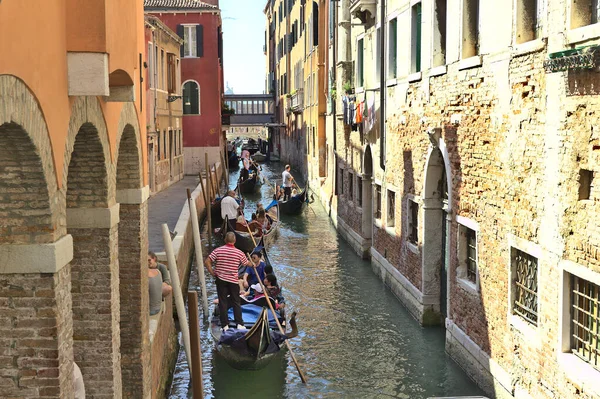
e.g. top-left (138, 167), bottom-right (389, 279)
top-left (182, 81), bottom-right (200, 115)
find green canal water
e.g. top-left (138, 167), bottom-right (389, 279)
top-left (168, 163), bottom-right (485, 399)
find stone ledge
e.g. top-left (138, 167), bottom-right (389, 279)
top-left (117, 186), bottom-right (150, 204)
top-left (0, 235), bottom-right (73, 274)
top-left (371, 247), bottom-right (427, 322)
top-left (336, 217), bottom-right (371, 259)
top-left (446, 318), bottom-right (513, 398)
top-left (67, 204), bottom-right (120, 229)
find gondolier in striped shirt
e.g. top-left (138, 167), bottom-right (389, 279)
top-left (205, 232), bottom-right (249, 331)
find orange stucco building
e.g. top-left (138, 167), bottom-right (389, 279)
top-left (0, 1), bottom-right (152, 397)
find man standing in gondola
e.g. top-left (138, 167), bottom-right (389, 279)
top-left (221, 190), bottom-right (241, 222)
top-left (282, 164), bottom-right (294, 201)
top-left (205, 232), bottom-right (249, 331)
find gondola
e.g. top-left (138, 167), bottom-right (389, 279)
top-left (278, 187), bottom-right (308, 215)
top-left (228, 150), bottom-right (239, 169)
top-left (222, 200), bottom-right (280, 253)
top-left (211, 196), bottom-right (224, 225)
top-left (242, 138), bottom-right (260, 155)
top-left (238, 168), bottom-right (261, 194)
top-left (210, 301), bottom-right (297, 370)
top-left (252, 152), bottom-right (267, 163)
top-left (210, 243), bottom-right (297, 370)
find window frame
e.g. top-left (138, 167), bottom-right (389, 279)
top-left (507, 234), bottom-right (542, 339)
top-left (387, 17), bottom-right (398, 80)
top-left (387, 189), bottom-right (396, 228)
top-left (357, 36), bottom-right (365, 89)
top-left (407, 198), bottom-right (419, 245)
top-left (356, 174), bottom-right (363, 208)
top-left (183, 24), bottom-right (198, 58)
top-left (374, 183), bottom-right (382, 221)
top-left (411, 1), bottom-right (423, 74)
top-left (182, 80), bottom-right (201, 115)
top-left (348, 171), bottom-right (354, 202)
top-left (456, 215), bottom-right (479, 295)
top-left (559, 260), bottom-right (600, 390)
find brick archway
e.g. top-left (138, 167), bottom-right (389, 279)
top-left (0, 75), bottom-right (74, 398)
top-left (64, 97), bottom-right (122, 397)
top-left (115, 103), bottom-right (152, 398)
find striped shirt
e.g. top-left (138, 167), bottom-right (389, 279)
top-left (208, 243), bottom-right (249, 284)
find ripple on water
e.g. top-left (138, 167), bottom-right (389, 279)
top-left (169, 163), bottom-right (485, 399)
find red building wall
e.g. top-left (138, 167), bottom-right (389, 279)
top-left (148, 12), bottom-right (223, 148)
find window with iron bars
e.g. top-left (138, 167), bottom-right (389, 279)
top-left (512, 248), bottom-right (538, 326)
top-left (466, 227), bottom-right (477, 283)
top-left (408, 200), bottom-right (418, 244)
top-left (570, 275), bottom-right (600, 371)
top-left (357, 176), bottom-right (363, 207)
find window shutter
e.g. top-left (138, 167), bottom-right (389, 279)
top-left (196, 25), bottom-right (204, 57)
top-left (176, 25), bottom-right (184, 57)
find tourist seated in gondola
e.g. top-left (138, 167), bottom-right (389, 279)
top-left (256, 209), bottom-right (271, 230)
top-left (243, 252), bottom-right (266, 290)
top-left (264, 265), bottom-right (286, 307)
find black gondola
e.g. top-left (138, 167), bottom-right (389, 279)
top-left (278, 188), bottom-right (308, 215)
top-left (228, 150), bottom-right (239, 169)
top-left (222, 200), bottom-right (280, 253)
top-left (238, 168), bottom-right (261, 194)
top-left (211, 197), bottom-right (224, 225)
top-left (241, 138), bottom-right (260, 155)
top-left (210, 241), bottom-right (296, 370)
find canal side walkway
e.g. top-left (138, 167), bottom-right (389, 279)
top-left (148, 176), bottom-right (202, 253)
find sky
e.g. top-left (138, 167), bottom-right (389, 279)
top-left (220, 0), bottom-right (267, 94)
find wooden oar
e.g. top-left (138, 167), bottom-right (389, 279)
top-left (245, 252), bottom-right (307, 384)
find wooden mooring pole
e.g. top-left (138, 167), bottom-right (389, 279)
top-left (187, 291), bottom-right (204, 399)
top-left (204, 153), bottom-right (212, 247)
top-left (187, 189), bottom-right (209, 317)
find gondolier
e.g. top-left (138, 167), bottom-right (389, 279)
top-left (205, 232), bottom-right (249, 331)
top-left (282, 164), bottom-right (294, 201)
top-left (221, 190), bottom-right (240, 221)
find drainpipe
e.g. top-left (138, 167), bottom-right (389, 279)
top-left (379, 0), bottom-right (385, 171)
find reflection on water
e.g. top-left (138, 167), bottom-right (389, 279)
top-left (169, 163), bottom-right (485, 399)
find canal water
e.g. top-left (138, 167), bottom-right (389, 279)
top-left (169, 161), bottom-right (485, 399)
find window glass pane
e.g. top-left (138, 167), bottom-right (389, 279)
top-left (191, 27), bottom-right (197, 57)
top-left (184, 27), bottom-right (190, 56)
top-left (183, 81), bottom-right (199, 114)
top-left (388, 19), bottom-right (397, 79)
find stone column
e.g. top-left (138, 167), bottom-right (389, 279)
top-left (67, 205), bottom-right (122, 398)
top-left (116, 186), bottom-right (151, 399)
top-left (0, 236), bottom-right (75, 398)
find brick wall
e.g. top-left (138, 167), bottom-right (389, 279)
top-left (0, 267), bottom-right (74, 398)
top-left (119, 202), bottom-right (151, 399)
top-left (0, 123), bottom-right (55, 245)
top-left (70, 225), bottom-right (121, 398)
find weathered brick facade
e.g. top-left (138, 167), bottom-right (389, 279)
top-left (310, 0), bottom-right (600, 397)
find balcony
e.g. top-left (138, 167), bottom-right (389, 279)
top-left (350, 0), bottom-right (377, 23)
top-left (289, 89), bottom-right (303, 114)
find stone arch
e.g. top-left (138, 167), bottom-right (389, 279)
top-left (421, 138), bottom-right (452, 323)
top-left (0, 75), bottom-right (61, 244)
top-left (116, 102), bottom-right (143, 190)
top-left (63, 96), bottom-right (115, 207)
top-left (115, 102), bottom-right (150, 398)
top-left (361, 144), bottom-right (374, 242)
top-left (64, 96), bottom-right (122, 396)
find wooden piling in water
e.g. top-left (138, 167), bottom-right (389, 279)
top-left (188, 291), bottom-right (204, 399)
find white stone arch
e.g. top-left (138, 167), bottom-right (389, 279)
top-left (420, 134), bottom-right (452, 323)
top-left (0, 74), bottom-right (63, 243)
top-left (182, 79), bottom-right (201, 115)
top-left (361, 144), bottom-right (374, 242)
top-left (63, 96), bottom-right (115, 208)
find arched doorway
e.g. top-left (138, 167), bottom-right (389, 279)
top-left (362, 145), bottom-right (374, 246)
top-left (422, 145), bottom-right (451, 322)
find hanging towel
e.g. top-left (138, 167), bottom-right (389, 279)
top-left (356, 102), bottom-right (363, 124)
